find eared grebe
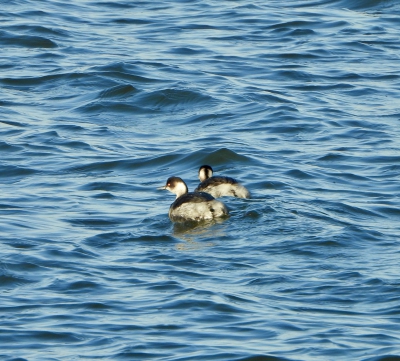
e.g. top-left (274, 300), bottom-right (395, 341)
top-left (194, 165), bottom-right (251, 199)
top-left (158, 176), bottom-right (229, 222)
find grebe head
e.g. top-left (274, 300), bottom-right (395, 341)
top-left (158, 176), bottom-right (188, 199)
top-left (198, 165), bottom-right (213, 182)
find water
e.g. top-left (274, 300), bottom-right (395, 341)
top-left (1, 0), bottom-right (400, 360)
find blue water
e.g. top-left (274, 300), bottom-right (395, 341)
top-left (1, 0), bottom-right (400, 360)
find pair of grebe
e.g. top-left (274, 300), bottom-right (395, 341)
top-left (159, 165), bottom-right (250, 222)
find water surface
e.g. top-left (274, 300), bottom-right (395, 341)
top-left (1, 0), bottom-right (400, 360)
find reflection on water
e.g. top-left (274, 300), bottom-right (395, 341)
top-left (173, 217), bottom-right (228, 250)
top-left (175, 240), bottom-right (215, 251)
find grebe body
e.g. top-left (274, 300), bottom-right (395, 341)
top-left (159, 176), bottom-right (229, 222)
top-left (194, 165), bottom-right (250, 199)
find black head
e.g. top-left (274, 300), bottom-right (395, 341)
top-left (198, 165), bottom-right (213, 182)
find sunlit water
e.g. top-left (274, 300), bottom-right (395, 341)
top-left (1, 1), bottom-right (400, 360)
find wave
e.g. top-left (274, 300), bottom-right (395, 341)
top-left (0, 30), bottom-right (57, 48)
top-left (334, 0), bottom-right (400, 11)
top-left (290, 0), bottom-right (400, 12)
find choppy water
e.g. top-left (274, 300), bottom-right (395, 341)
top-left (1, 0), bottom-right (400, 360)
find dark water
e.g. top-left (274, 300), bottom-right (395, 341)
top-left (1, 0), bottom-right (400, 360)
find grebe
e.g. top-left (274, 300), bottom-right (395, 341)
top-left (158, 176), bottom-right (229, 222)
top-left (194, 165), bottom-right (251, 199)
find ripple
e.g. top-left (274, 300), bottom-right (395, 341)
top-left (0, 30), bottom-right (57, 48)
top-left (363, 356), bottom-right (400, 361)
top-left (0, 164), bottom-right (37, 178)
top-left (98, 84), bottom-right (138, 99)
top-left (135, 87), bottom-right (214, 111)
top-left (235, 356), bottom-right (292, 361)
